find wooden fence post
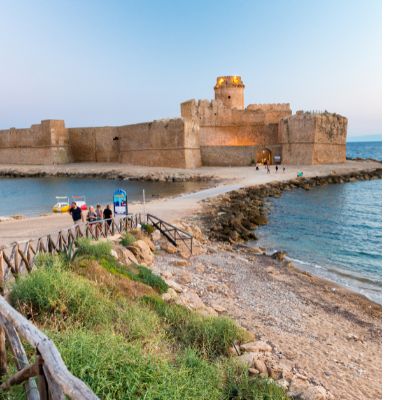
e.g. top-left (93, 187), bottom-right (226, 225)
top-left (0, 326), bottom-right (7, 383)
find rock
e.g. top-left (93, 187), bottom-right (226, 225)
top-left (195, 263), bottom-right (205, 273)
top-left (177, 290), bottom-right (205, 310)
top-left (161, 288), bottom-right (178, 302)
top-left (173, 260), bottom-right (190, 267)
top-left (160, 241), bottom-right (178, 254)
top-left (160, 270), bottom-right (173, 280)
top-left (265, 266), bottom-right (275, 274)
top-left (165, 279), bottom-right (183, 293)
top-left (267, 364), bottom-right (283, 380)
top-left (271, 251), bottom-right (287, 261)
top-left (111, 244), bottom-right (139, 265)
top-left (228, 345), bottom-right (240, 356)
top-left (176, 271), bottom-right (192, 284)
top-left (248, 368), bottom-right (259, 375)
top-left (254, 359), bottom-right (267, 374)
top-left (240, 341), bottom-right (272, 353)
top-left (210, 303), bottom-right (226, 313)
top-left (288, 377), bottom-right (311, 398)
top-left (151, 230), bottom-right (161, 241)
top-left (127, 240), bottom-right (154, 266)
top-left (276, 379), bottom-right (290, 390)
top-left (235, 352), bottom-right (258, 368)
top-left (301, 385), bottom-right (329, 400)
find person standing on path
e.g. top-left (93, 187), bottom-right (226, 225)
top-left (103, 204), bottom-right (113, 226)
top-left (275, 165), bottom-right (279, 173)
top-left (266, 166), bottom-right (270, 174)
top-left (95, 204), bottom-right (103, 220)
top-left (69, 202), bottom-right (84, 224)
top-left (87, 206), bottom-right (97, 223)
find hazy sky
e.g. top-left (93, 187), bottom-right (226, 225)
top-left (0, 0), bottom-right (381, 137)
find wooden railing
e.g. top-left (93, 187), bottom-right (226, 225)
top-left (147, 214), bottom-right (193, 255)
top-left (0, 215), bottom-right (136, 295)
top-left (0, 296), bottom-right (99, 399)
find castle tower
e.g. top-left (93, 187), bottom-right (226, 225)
top-left (214, 76), bottom-right (245, 109)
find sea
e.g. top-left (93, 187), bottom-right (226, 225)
top-left (0, 178), bottom-right (209, 217)
top-left (254, 141), bottom-right (382, 303)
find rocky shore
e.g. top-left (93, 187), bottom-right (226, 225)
top-left (202, 167), bottom-right (382, 243)
top-left (0, 165), bottom-right (215, 182)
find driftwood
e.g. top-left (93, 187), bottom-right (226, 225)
top-left (0, 296), bottom-right (99, 399)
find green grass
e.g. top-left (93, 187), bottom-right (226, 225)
top-left (9, 267), bottom-right (112, 329)
top-left (51, 329), bottom-right (223, 400)
top-left (142, 296), bottom-right (250, 358)
top-left (132, 265), bottom-right (168, 293)
top-left (6, 250), bottom-right (288, 400)
top-left (74, 237), bottom-right (112, 259)
top-left (120, 232), bottom-right (136, 246)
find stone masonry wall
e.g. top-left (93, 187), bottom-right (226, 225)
top-left (0, 120), bottom-right (71, 164)
top-left (181, 99), bottom-right (291, 166)
top-left (279, 112), bottom-right (347, 165)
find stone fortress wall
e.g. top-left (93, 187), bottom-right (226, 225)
top-left (0, 120), bottom-right (71, 165)
top-left (0, 75), bottom-right (347, 168)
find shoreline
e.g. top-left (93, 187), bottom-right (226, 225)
top-left (153, 229), bottom-right (381, 400)
top-left (0, 161), bottom-right (382, 302)
top-left (0, 160), bottom-right (382, 398)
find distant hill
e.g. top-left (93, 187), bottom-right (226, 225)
top-left (347, 134), bottom-right (382, 143)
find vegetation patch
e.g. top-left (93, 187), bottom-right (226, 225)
top-left (141, 223), bottom-right (156, 234)
top-left (73, 237), bottom-right (112, 260)
top-left (9, 267), bottom-right (112, 329)
top-left (120, 232), bottom-right (136, 247)
top-left (142, 296), bottom-right (250, 358)
top-left (132, 265), bottom-right (168, 293)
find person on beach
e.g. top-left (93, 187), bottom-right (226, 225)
top-left (266, 165), bottom-right (270, 174)
top-left (275, 165), bottom-right (278, 173)
top-left (69, 202), bottom-right (84, 223)
top-left (256, 165), bottom-right (259, 171)
top-left (103, 204), bottom-right (113, 225)
top-left (264, 160), bottom-right (268, 169)
top-left (95, 204), bottom-right (103, 220)
top-left (87, 206), bottom-right (97, 223)
top-left (283, 166), bottom-right (286, 173)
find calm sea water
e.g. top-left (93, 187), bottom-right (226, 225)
top-left (255, 141), bottom-right (382, 303)
top-left (0, 177), bottom-right (209, 217)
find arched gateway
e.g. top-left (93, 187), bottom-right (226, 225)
top-left (256, 148), bottom-right (272, 165)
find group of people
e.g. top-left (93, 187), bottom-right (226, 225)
top-left (255, 161), bottom-right (286, 174)
top-left (69, 202), bottom-right (113, 224)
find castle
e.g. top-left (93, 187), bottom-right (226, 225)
top-left (0, 76), bottom-right (347, 168)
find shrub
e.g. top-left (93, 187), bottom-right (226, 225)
top-left (9, 267), bottom-right (112, 328)
top-left (141, 223), bottom-right (155, 234)
top-left (74, 238), bottom-right (112, 260)
top-left (132, 266), bottom-right (168, 293)
top-left (120, 232), bottom-right (136, 247)
top-left (222, 361), bottom-right (289, 400)
top-left (141, 296), bottom-right (250, 358)
top-left (34, 252), bottom-right (68, 270)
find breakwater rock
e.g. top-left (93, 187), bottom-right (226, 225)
top-left (202, 168), bottom-right (382, 243)
top-left (0, 168), bottom-right (214, 182)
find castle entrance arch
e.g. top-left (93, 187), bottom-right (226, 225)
top-left (256, 148), bottom-right (272, 165)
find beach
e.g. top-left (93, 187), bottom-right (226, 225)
top-left (0, 160), bottom-right (382, 399)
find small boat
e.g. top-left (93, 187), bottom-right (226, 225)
top-left (52, 196), bottom-right (70, 213)
top-left (72, 195), bottom-right (87, 211)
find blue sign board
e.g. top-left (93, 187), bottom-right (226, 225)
top-left (113, 189), bottom-right (128, 215)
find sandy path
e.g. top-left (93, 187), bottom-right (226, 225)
top-left (0, 160), bottom-right (380, 247)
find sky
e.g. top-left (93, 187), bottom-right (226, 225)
top-left (0, 0), bottom-right (381, 138)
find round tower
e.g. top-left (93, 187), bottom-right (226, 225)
top-left (214, 76), bottom-right (245, 109)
